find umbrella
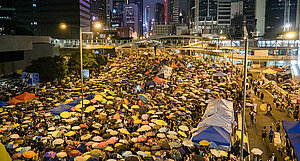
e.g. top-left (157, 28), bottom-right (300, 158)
top-left (60, 111), bottom-right (71, 118)
top-left (57, 152), bottom-right (67, 158)
top-left (122, 151), bottom-right (133, 157)
top-left (44, 151), bottom-right (56, 158)
top-left (141, 114), bottom-right (149, 120)
top-left (105, 146), bottom-right (114, 151)
top-left (158, 127), bottom-right (168, 133)
top-left (85, 106), bottom-right (95, 112)
top-left (53, 139), bottom-right (64, 145)
top-left (137, 151), bottom-right (148, 157)
top-left (69, 150), bottom-right (81, 156)
top-left (22, 150), bottom-right (36, 158)
top-left (251, 148), bottom-right (263, 155)
top-left (155, 120), bottom-right (167, 126)
top-left (92, 136), bottom-right (103, 142)
top-left (131, 105), bottom-right (140, 109)
top-left (169, 142), bottom-right (181, 148)
top-left (52, 131), bottom-right (61, 138)
top-left (182, 139), bottom-right (194, 147)
top-left (65, 131), bottom-right (76, 137)
top-left (81, 134), bottom-right (92, 140)
top-left (10, 134), bottom-right (20, 139)
top-left (19, 147), bottom-right (31, 153)
top-left (72, 126), bottom-right (81, 130)
top-left (90, 149), bottom-right (103, 157)
top-left (157, 133), bottom-right (166, 138)
top-left (199, 140), bottom-right (210, 146)
top-left (139, 94), bottom-right (148, 103)
top-left (178, 131), bottom-right (187, 138)
top-left (210, 149), bottom-right (220, 157)
top-left (98, 142), bottom-right (108, 148)
top-left (178, 125), bottom-right (189, 131)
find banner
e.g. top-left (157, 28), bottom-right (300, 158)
top-left (22, 73), bottom-right (39, 87)
top-left (83, 69), bottom-right (89, 78)
top-left (157, 65), bottom-right (172, 78)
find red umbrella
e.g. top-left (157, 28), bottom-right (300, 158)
top-left (98, 142), bottom-right (107, 148)
top-left (79, 124), bottom-right (88, 128)
top-left (137, 136), bottom-right (147, 142)
top-left (106, 138), bottom-right (116, 144)
top-left (69, 150), bottom-right (81, 156)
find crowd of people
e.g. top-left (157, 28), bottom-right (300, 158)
top-left (0, 52), bottom-right (246, 161)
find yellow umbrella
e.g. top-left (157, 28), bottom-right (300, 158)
top-left (105, 146), bottom-right (114, 151)
top-left (147, 110), bottom-right (156, 114)
top-left (0, 108), bottom-right (3, 113)
top-left (122, 104), bottom-right (129, 109)
top-left (114, 143), bottom-right (123, 147)
top-left (107, 101), bottom-right (114, 105)
top-left (52, 131), bottom-right (61, 138)
top-left (131, 105), bottom-right (140, 109)
top-left (133, 120), bottom-right (142, 124)
top-left (154, 120), bottom-right (167, 126)
top-left (110, 130), bottom-right (119, 135)
top-left (119, 129), bottom-right (130, 135)
top-left (83, 100), bottom-right (90, 104)
top-left (13, 123), bottom-right (20, 128)
top-left (60, 112), bottom-right (71, 119)
top-left (199, 140), bottom-right (210, 146)
top-left (178, 131), bottom-right (187, 138)
top-left (94, 95), bottom-right (103, 101)
top-left (100, 98), bottom-right (107, 103)
top-left (106, 96), bottom-right (114, 100)
top-left (54, 103), bottom-right (60, 106)
top-left (65, 131), bottom-right (76, 137)
top-left (85, 106), bottom-right (96, 112)
top-left (218, 150), bottom-right (228, 157)
top-left (100, 92), bottom-right (106, 97)
top-left (75, 104), bottom-right (83, 112)
top-left (236, 130), bottom-right (248, 143)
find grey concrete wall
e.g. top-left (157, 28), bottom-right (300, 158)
top-left (0, 36), bottom-right (57, 76)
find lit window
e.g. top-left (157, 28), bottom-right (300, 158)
top-left (34, 22), bottom-right (37, 25)
top-left (33, 4), bottom-right (36, 7)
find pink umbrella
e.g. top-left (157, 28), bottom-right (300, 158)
top-left (98, 142), bottom-right (107, 148)
top-left (142, 114), bottom-right (149, 120)
top-left (106, 138), bottom-right (116, 144)
top-left (85, 141), bottom-right (96, 146)
top-left (71, 107), bottom-right (76, 112)
top-left (91, 99), bottom-right (97, 103)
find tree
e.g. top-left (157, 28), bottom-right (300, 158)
top-left (25, 56), bottom-right (67, 82)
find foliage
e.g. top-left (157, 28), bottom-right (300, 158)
top-left (61, 49), bottom-right (108, 73)
top-left (25, 56), bottom-right (67, 82)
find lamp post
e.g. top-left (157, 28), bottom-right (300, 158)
top-left (59, 22), bottom-right (101, 112)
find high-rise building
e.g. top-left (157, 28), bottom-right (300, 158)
top-left (155, 3), bottom-right (165, 25)
top-left (110, 0), bottom-right (143, 37)
top-left (123, 2), bottom-right (139, 38)
top-left (144, 5), bottom-right (151, 36)
top-left (0, 0), bottom-right (16, 32)
top-left (90, 0), bottom-right (107, 25)
top-left (265, 0), bottom-right (298, 38)
top-left (11, 0), bottom-right (91, 39)
top-left (168, 0), bottom-right (180, 24)
top-left (217, 0), bottom-right (231, 25)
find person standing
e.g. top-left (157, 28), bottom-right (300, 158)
top-left (262, 126), bottom-right (267, 141)
top-left (269, 126), bottom-right (274, 143)
top-left (261, 92), bottom-right (264, 100)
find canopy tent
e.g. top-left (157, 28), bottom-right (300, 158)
top-left (212, 72), bottom-right (227, 77)
top-left (7, 92), bottom-right (36, 105)
top-left (282, 121), bottom-right (300, 160)
top-left (157, 65), bottom-right (172, 78)
top-left (0, 100), bottom-right (8, 106)
top-left (262, 68), bottom-right (277, 74)
top-left (191, 126), bottom-right (231, 148)
top-left (197, 114), bottom-right (232, 133)
top-left (0, 142), bottom-right (11, 161)
top-left (46, 103), bottom-right (73, 115)
top-left (203, 98), bottom-right (234, 123)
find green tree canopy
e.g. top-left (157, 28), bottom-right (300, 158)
top-left (25, 56), bottom-right (67, 82)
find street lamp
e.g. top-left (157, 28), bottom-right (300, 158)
top-left (284, 32), bottom-right (297, 39)
top-left (59, 22), bottom-right (101, 112)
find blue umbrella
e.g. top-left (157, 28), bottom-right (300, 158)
top-left (139, 94), bottom-right (148, 103)
top-left (20, 147), bottom-right (31, 153)
top-left (0, 101), bottom-right (8, 106)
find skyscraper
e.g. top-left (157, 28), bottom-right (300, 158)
top-left (144, 5), bottom-right (151, 36)
top-left (90, 0), bottom-right (107, 25)
top-left (0, 0), bottom-right (15, 31)
top-left (168, 0), bottom-right (180, 24)
top-left (12, 0), bottom-right (91, 39)
top-left (265, 0), bottom-right (298, 38)
top-left (155, 3), bottom-right (165, 25)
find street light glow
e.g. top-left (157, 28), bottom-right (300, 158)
top-left (59, 23), bottom-right (67, 29)
top-left (284, 32), bottom-right (297, 39)
top-left (94, 23), bottom-right (101, 29)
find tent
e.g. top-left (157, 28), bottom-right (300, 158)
top-left (7, 92), bottom-right (36, 105)
top-left (197, 114), bottom-right (232, 133)
top-left (157, 65), bottom-right (172, 78)
top-left (202, 98), bottom-right (234, 123)
top-left (0, 142), bottom-right (11, 161)
top-left (262, 68), bottom-right (277, 74)
top-left (0, 101), bottom-right (8, 106)
top-left (212, 72), bottom-right (227, 77)
top-left (46, 103), bottom-right (72, 115)
top-left (282, 121), bottom-right (300, 160)
top-left (191, 126), bottom-right (231, 147)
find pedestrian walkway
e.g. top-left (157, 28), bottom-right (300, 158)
top-left (245, 71), bottom-right (294, 160)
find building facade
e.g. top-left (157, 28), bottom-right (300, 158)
top-left (155, 3), bottom-right (165, 25)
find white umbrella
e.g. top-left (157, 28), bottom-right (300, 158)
top-left (251, 148), bottom-right (263, 155)
top-left (137, 151), bottom-right (148, 157)
top-left (72, 126), bottom-right (81, 130)
top-left (182, 139), bottom-right (194, 147)
top-left (10, 134), bottom-right (20, 139)
top-left (179, 125), bottom-right (189, 132)
top-left (92, 136), bottom-right (103, 142)
top-left (53, 139), bottom-right (64, 145)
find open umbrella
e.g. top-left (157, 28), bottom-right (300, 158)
top-left (22, 151), bottom-right (36, 158)
top-left (122, 151), bottom-right (133, 157)
top-left (60, 111), bottom-right (71, 118)
top-left (199, 140), bottom-right (210, 146)
top-left (44, 151), bottom-right (56, 158)
top-left (251, 148), bottom-right (263, 155)
top-left (178, 125), bottom-right (189, 132)
top-left (53, 139), bottom-right (64, 145)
